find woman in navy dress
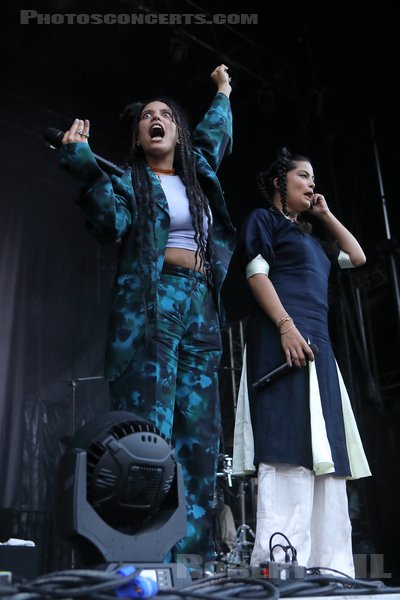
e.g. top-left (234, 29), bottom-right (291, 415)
top-left (229, 147), bottom-right (371, 577)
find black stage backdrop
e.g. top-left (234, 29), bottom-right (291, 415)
top-left (1, 0), bottom-right (400, 581)
top-left (0, 94), bottom-right (119, 570)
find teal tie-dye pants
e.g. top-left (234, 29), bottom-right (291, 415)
top-left (110, 264), bottom-right (222, 565)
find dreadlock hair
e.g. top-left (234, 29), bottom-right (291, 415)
top-left (120, 96), bottom-right (214, 311)
top-left (256, 146), bottom-right (312, 233)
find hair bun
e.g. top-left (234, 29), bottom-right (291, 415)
top-left (279, 146), bottom-right (290, 159)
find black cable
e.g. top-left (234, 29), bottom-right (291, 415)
top-left (5, 565), bottom-right (400, 600)
top-left (158, 576), bottom-right (279, 600)
top-left (270, 544), bottom-right (289, 562)
top-left (199, 576), bottom-right (280, 599)
top-left (277, 580), bottom-right (339, 596)
top-left (296, 574), bottom-right (400, 595)
top-left (7, 568), bottom-right (144, 600)
top-left (158, 590), bottom-right (225, 600)
top-left (234, 590), bottom-right (278, 599)
top-left (269, 532), bottom-right (297, 563)
top-left (306, 566), bottom-right (353, 579)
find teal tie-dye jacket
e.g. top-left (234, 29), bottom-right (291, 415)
top-left (59, 92), bottom-right (236, 381)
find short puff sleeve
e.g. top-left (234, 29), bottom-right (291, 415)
top-left (238, 208), bottom-right (276, 268)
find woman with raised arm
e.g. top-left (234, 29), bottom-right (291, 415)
top-left (59, 65), bottom-right (235, 566)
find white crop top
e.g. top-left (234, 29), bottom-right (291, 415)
top-left (158, 174), bottom-right (210, 251)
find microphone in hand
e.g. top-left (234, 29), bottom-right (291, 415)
top-left (252, 343), bottom-right (319, 391)
top-left (44, 127), bottom-right (65, 148)
top-left (43, 127), bottom-right (124, 176)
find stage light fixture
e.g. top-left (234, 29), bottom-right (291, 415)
top-left (54, 411), bottom-right (187, 566)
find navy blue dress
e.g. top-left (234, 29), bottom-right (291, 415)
top-left (235, 208), bottom-right (352, 477)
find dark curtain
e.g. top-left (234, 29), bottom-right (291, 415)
top-left (2, 77), bottom-right (400, 579)
top-left (0, 92), bottom-right (118, 570)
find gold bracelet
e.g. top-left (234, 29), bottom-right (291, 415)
top-left (280, 324), bottom-right (295, 336)
top-left (276, 315), bottom-right (292, 328)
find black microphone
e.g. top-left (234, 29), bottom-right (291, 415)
top-left (252, 343), bottom-right (319, 391)
top-left (44, 127), bottom-right (65, 148)
top-left (43, 127), bottom-right (124, 176)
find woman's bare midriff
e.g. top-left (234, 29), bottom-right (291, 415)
top-left (164, 247), bottom-right (206, 274)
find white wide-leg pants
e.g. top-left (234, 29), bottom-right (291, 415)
top-left (250, 463), bottom-right (354, 578)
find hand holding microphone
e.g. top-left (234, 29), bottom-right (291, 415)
top-left (44, 124), bottom-right (124, 176)
top-left (252, 343), bottom-right (319, 391)
top-left (44, 118), bottom-right (90, 147)
top-left (62, 118), bottom-right (91, 144)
